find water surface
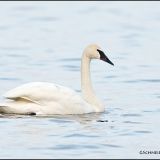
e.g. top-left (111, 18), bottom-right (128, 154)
top-left (0, 1), bottom-right (160, 159)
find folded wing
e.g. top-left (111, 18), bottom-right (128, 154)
top-left (3, 82), bottom-right (77, 105)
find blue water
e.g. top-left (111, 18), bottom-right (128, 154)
top-left (0, 1), bottom-right (160, 159)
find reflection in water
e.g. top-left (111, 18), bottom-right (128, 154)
top-left (0, 112), bottom-right (104, 125)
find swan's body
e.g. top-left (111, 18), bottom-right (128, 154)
top-left (0, 82), bottom-right (96, 115)
top-left (0, 44), bottom-right (114, 115)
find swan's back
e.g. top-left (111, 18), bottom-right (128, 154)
top-left (4, 82), bottom-right (76, 103)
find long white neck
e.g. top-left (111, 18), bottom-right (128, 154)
top-left (81, 52), bottom-right (104, 112)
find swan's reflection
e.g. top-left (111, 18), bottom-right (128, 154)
top-left (0, 111), bottom-right (109, 124)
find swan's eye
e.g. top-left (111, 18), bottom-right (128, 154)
top-left (97, 49), bottom-right (114, 66)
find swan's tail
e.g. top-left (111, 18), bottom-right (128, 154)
top-left (0, 103), bottom-right (10, 114)
top-left (0, 101), bottom-right (22, 114)
top-left (0, 101), bottom-right (39, 115)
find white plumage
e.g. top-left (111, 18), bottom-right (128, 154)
top-left (0, 44), bottom-right (114, 115)
top-left (1, 82), bottom-right (93, 114)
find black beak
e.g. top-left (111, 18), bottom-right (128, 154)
top-left (97, 49), bottom-right (114, 66)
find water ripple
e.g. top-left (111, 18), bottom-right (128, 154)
top-left (58, 58), bottom-right (80, 62)
top-left (123, 120), bottom-right (142, 124)
top-left (134, 130), bottom-right (152, 134)
top-left (12, 6), bottom-right (39, 11)
top-left (29, 16), bottom-right (59, 22)
top-left (49, 118), bottom-right (73, 124)
top-left (62, 65), bottom-right (79, 68)
top-left (52, 144), bottom-right (99, 150)
top-left (0, 47), bottom-right (30, 51)
top-left (61, 65), bottom-right (80, 71)
top-left (104, 75), bottom-right (117, 79)
top-left (64, 133), bottom-right (98, 138)
top-left (121, 113), bottom-right (142, 117)
top-left (123, 79), bottom-right (160, 84)
top-left (0, 77), bottom-right (20, 81)
top-left (102, 144), bottom-right (122, 148)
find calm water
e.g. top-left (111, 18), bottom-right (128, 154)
top-left (0, 1), bottom-right (160, 159)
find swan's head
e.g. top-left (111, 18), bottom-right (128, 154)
top-left (84, 44), bottom-right (114, 66)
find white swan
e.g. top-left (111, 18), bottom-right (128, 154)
top-left (0, 44), bottom-right (114, 115)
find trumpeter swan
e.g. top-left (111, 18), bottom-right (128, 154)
top-left (0, 44), bottom-right (114, 115)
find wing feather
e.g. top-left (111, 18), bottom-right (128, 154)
top-left (4, 82), bottom-right (77, 105)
